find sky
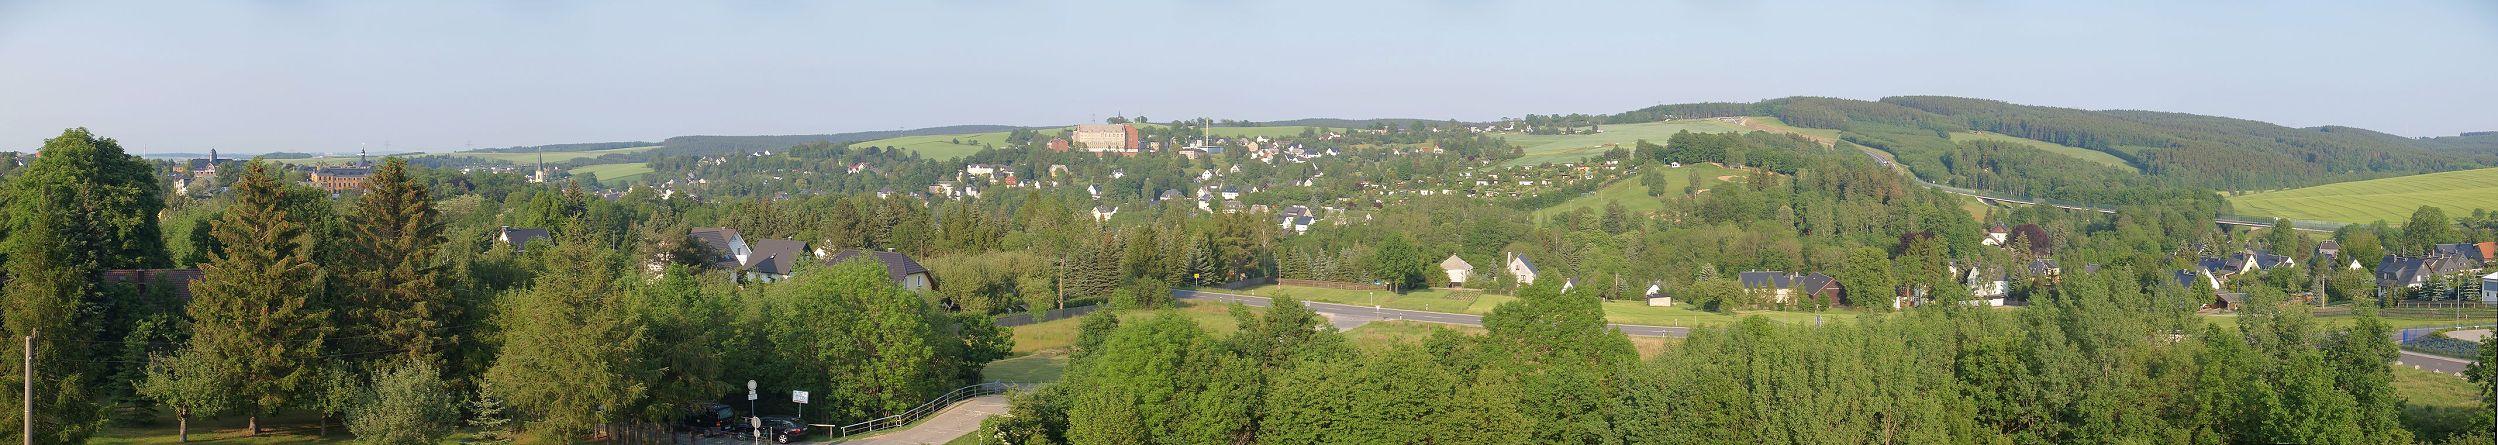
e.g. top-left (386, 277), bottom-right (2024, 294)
top-left (2, 1), bottom-right (2494, 154)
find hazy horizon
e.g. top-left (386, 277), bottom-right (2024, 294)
top-left (4, 0), bottom-right (2494, 153)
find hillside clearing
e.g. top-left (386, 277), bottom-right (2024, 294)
top-left (2229, 167), bottom-right (2498, 224)
top-left (1532, 163), bottom-right (1738, 219)
top-left (854, 131), bottom-right (1017, 160)
top-left (1948, 131), bottom-right (2137, 172)
top-left (570, 162), bottom-right (654, 183)
top-left (1499, 120), bottom-right (1753, 166)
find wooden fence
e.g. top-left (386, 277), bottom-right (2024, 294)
top-left (1276, 279), bottom-right (1386, 291)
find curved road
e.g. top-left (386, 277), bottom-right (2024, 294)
top-left (1177, 290), bottom-right (2472, 375)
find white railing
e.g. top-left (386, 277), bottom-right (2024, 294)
top-left (822, 382), bottom-right (1037, 439)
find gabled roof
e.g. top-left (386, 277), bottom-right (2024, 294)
top-left (1509, 255), bottom-right (1536, 273)
top-left (1441, 255), bottom-right (1473, 272)
top-left (689, 227), bottom-right (745, 268)
top-left (2029, 259), bottom-right (2061, 275)
top-left (1738, 271), bottom-right (1787, 289)
top-left (497, 226), bottom-right (551, 252)
top-left (1795, 273), bottom-right (1837, 293)
top-left (2172, 269), bottom-right (2203, 289)
top-left (745, 239), bottom-right (811, 275)
top-left (2432, 243), bottom-right (2483, 261)
top-left (825, 249), bottom-right (935, 289)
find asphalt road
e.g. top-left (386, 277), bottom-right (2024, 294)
top-left (1176, 289), bottom-right (2470, 372)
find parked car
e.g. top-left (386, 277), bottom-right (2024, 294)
top-left (759, 416), bottom-right (809, 443)
top-left (683, 404), bottom-right (736, 435)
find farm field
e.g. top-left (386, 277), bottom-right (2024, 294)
top-left (2228, 167), bottom-right (2498, 225)
top-left (1498, 120), bottom-right (1753, 166)
top-left (854, 131), bottom-right (1018, 160)
top-left (1732, 116), bottom-right (1841, 145)
top-left (450, 145), bottom-right (658, 164)
top-left (2393, 364), bottom-right (2481, 441)
top-left (1532, 163), bottom-right (1738, 219)
top-left (571, 162), bottom-right (654, 183)
top-left (1947, 131), bottom-right (2137, 172)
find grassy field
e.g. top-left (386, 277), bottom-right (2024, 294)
top-left (1499, 120), bottom-right (1754, 166)
top-left (853, 131), bottom-right (1017, 160)
top-left (1733, 116), bottom-right (1841, 145)
top-left (572, 162), bottom-right (654, 183)
top-left (1006, 301), bottom-right (1247, 354)
top-left (1947, 131), bottom-right (2137, 172)
top-left (89, 412), bottom-right (488, 445)
top-left (2229, 167), bottom-right (2498, 225)
top-left (1531, 163), bottom-right (1739, 219)
top-left (2393, 364), bottom-right (2482, 442)
top-left (2197, 309), bottom-right (2490, 333)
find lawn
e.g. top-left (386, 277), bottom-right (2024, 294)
top-left (89, 412), bottom-right (489, 445)
top-left (1230, 284), bottom-right (1485, 313)
top-left (1498, 120), bottom-right (1754, 166)
top-left (2393, 364), bottom-right (2483, 442)
top-left (571, 162), bottom-right (654, 183)
top-left (853, 131), bottom-right (1018, 160)
top-left (2228, 167), bottom-right (2498, 225)
top-left (1531, 163), bottom-right (1738, 219)
top-left (1946, 131), bottom-right (2137, 172)
top-left (1007, 301), bottom-right (1247, 354)
top-left (1342, 321), bottom-right (1676, 359)
top-left (982, 350), bottom-right (1070, 384)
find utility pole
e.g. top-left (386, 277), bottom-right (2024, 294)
top-left (23, 329), bottom-right (33, 445)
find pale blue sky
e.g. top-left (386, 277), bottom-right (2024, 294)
top-left (2, 1), bottom-right (2493, 153)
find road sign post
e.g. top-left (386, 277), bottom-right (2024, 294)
top-left (793, 390), bottom-right (809, 422)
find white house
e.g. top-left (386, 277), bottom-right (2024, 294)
top-left (2483, 271), bottom-right (2497, 305)
top-left (1091, 206), bottom-right (1117, 222)
top-left (1441, 255), bottom-right (1474, 286)
top-left (1506, 252), bottom-right (1538, 286)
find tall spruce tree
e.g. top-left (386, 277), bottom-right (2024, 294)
top-left (340, 158), bottom-right (454, 366)
top-left (0, 128), bottom-right (170, 444)
top-left (179, 162), bottom-right (333, 434)
top-left (482, 228), bottom-right (648, 441)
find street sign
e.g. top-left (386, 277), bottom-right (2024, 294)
top-left (793, 390), bottom-right (810, 404)
top-left (747, 380), bottom-right (759, 401)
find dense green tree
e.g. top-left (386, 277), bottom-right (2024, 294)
top-left (2404, 206), bottom-right (2458, 252)
top-left (176, 162), bottom-right (334, 435)
top-left (346, 362), bottom-right (460, 445)
top-left (137, 350), bottom-right (233, 442)
top-left (339, 158), bottom-right (455, 367)
top-left (0, 129), bottom-right (171, 443)
top-left (1366, 233), bottom-right (1428, 291)
top-left (482, 230), bottom-right (646, 441)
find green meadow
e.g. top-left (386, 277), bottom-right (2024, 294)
top-left (1947, 131), bottom-right (2137, 172)
top-left (2228, 167), bottom-right (2498, 224)
top-left (1499, 120), bottom-right (1753, 166)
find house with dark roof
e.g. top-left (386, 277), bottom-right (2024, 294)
top-left (2173, 268), bottom-right (2220, 291)
top-left (742, 239), bottom-right (812, 283)
top-left (689, 227), bottom-right (752, 270)
top-left (826, 249), bottom-right (936, 291)
top-left (495, 226), bottom-right (551, 253)
top-left (2210, 292), bottom-right (2249, 311)
top-left (1505, 252), bottom-right (1537, 285)
top-left (1738, 271), bottom-right (1844, 306)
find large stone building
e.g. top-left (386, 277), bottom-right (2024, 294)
top-left (1071, 124), bottom-right (1139, 154)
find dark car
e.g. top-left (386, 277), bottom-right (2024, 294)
top-left (683, 404), bottom-right (736, 435)
top-left (759, 416), bottom-right (809, 443)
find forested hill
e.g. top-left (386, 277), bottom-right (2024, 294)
top-left (1608, 96), bottom-right (2496, 193)
top-left (656, 124), bottom-right (1024, 157)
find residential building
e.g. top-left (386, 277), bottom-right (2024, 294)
top-left (1071, 124), bottom-right (1139, 154)
top-left (2483, 272), bottom-right (2497, 305)
top-left (741, 239), bottom-right (811, 283)
top-left (826, 249), bottom-right (937, 291)
top-left (495, 226), bottom-right (552, 253)
top-left (1441, 255), bottom-right (1473, 286)
top-left (1506, 252), bottom-right (1538, 285)
top-left (1738, 271), bottom-right (1846, 306)
top-left (690, 227), bottom-right (753, 270)
top-left (1645, 281), bottom-right (1672, 307)
top-left (310, 166), bottom-right (372, 193)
